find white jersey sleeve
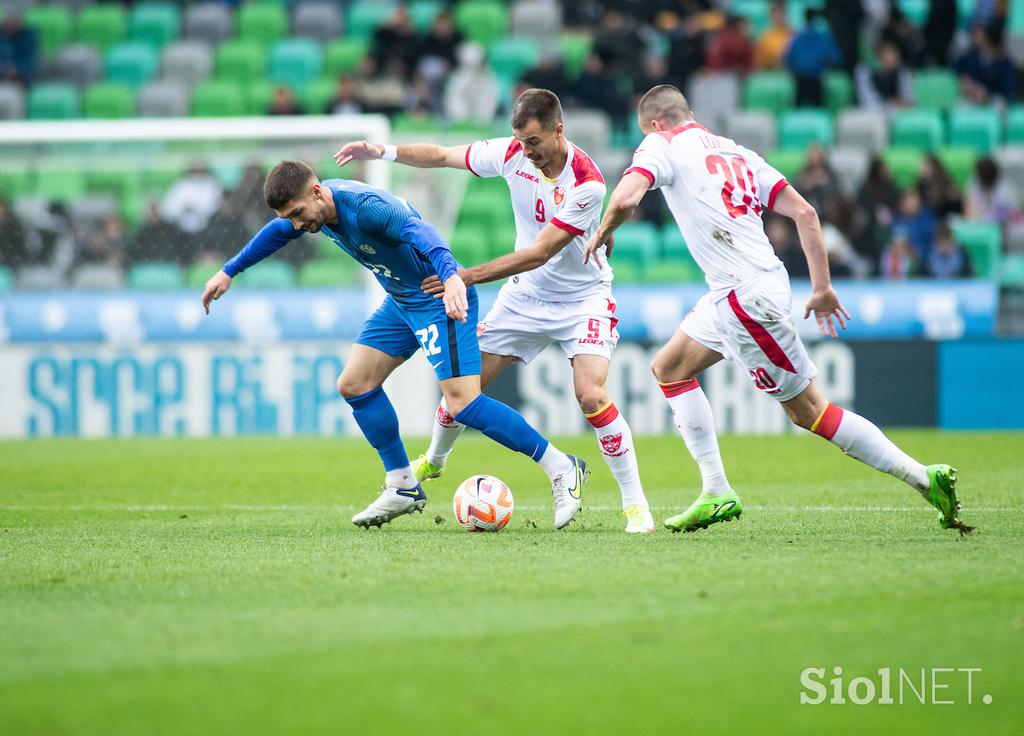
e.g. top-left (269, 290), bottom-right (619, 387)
top-left (550, 180), bottom-right (606, 236)
top-left (624, 133), bottom-right (677, 189)
top-left (737, 144), bottom-right (791, 211)
top-left (465, 136), bottom-right (517, 179)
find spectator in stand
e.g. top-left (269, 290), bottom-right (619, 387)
top-left (891, 188), bottom-right (936, 262)
top-left (0, 13), bottom-right (37, 86)
top-left (416, 10), bottom-right (463, 109)
top-left (754, 1), bottom-right (791, 70)
top-left (853, 156), bottom-right (902, 269)
top-left (965, 155), bottom-right (1021, 227)
top-left (631, 55), bottom-right (671, 106)
top-left (916, 154), bottom-right (963, 220)
top-left (574, 53), bottom-right (628, 135)
top-left (923, 0), bottom-right (958, 65)
top-left (267, 86), bottom-right (302, 115)
top-left (405, 72), bottom-right (433, 117)
top-left (666, 12), bottom-right (706, 90)
top-left (855, 40), bottom-right (914, 111)
top-left (765, 213), bottom-right (809, 278)
top-left (923, 222), bottom-right (972, 278)
top-left (954, 24), bottom-right (1017, 107)
top-left (325, 76), bottom-right (363, 115)
top-left (443, 42), bottom-right (499, 124)
top-left (704, 15), bottom-right (754, 74)
top-left (359, 56), bottom-right (408, 117)
top-left (784, 8), bottom-right (841, 107)
top-left (522, 51), bottom-right (572, 100)
top-left (162, 165), bottom-right (222, 235)
top-left (128, 202), bottom-right (188, 265)
top-left (823, 0), bottom-right (865, 74)
top-left (592, 9), bottom-right (645, 78)
top-left (879, 230), bottom-right (919, 279)
top-left (76, 215), bottom-right (125, 269)
top-left (372, 5), bottom-right (420, 79)
top-left (0, 198), bottom-right (28, 268)
top-left (230, 164), bottom-right (271, 233)
top-left (880, 6), bottom-right (927, 68)
top-left (795, 145), bottom-right (842, 214)
top-left (196, 197), bottom-right (251, 264)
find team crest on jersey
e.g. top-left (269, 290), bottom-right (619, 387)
top-left (553, 186), bottom-right (565, 206)
top-left (600, 433), bottom-right (627, 457)
top-left (477, 321), bottom-right (488, 337)
top-left (358, 244), bottom-right (376, 255)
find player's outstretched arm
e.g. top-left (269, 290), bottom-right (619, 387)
top-left (772, 185), bottom-right (851, 339)
top-left (203, 219), bottom-right (301, 314)
top-left (334, 140), bottom-right (471, 170)
top-left (583, 171), bottom-right (651, 267)
top-left (201, 270), bottom-right (232, 314)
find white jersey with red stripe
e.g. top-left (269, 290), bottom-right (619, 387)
top-left (466, 137), bottom-right (610, 301)
top-left (625, 121), bottom-right (791, 297)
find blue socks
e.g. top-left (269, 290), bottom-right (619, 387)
top-left (344, 387), bottom-right (409, 471)
top-left (454, 394), bottom-right (549, 461)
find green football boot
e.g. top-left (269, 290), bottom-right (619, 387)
top-left (664, 489), bottom-right (743, 533)
top-left (926, 464), bottom-right (974, 535)
top-left (410, 454), bottom-right (445, 483)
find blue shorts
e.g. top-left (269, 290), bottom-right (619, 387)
top-left (355, 289), bottom-right (482, 381)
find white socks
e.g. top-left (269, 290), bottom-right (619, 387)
top-left (385, 466), bottom-right (418, 490)
top-left (586, 403), bottom-right (648, 509)
top-left (425, 397), bottom-right (466, 467)
top-left (537, 444), bottom-right (573, 479)
top-left (660, 379), bottom-right (732, 496)
top-left (811, 403), bottom-right (929, 492)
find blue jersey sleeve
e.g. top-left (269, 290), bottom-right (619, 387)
top-left (222, 218), bottom-right (302, 277)
top-left (355, 194), bottom-right (459, 283)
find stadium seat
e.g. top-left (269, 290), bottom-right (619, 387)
top-left (883, 147), bottom-right (924, 188)
top-left (661, 227), bottom-right (702, 277)
top-left (128, 3), bottom-right (180, 49)
top-left (73, 264), bottom-right (125, 289)
top-left (951, 219), bottom-right (1002, 277)
top-left (779, 109), bottom-right (834, 149)
top-left (828, 146), bottom-right (871, 197)
top-left (449, 224), bottom-right (491, 265)
top-left (949, 108), bottom-right (1002, 153)
top-left (298, 258), bottom-right (360, 286)
top-left (346, 1), bottom-right (396, 39)
top-left (996, 145), bottom-right (1024, 204)
top-left (723, 111), bottom-right (777, 154)
top-left (558, 34), bottom-right (591, 80)
top-left (28, 82), bottom-right (80, 119)
top-left (824, 71), bottom-right (853, 112)
top-left (765, 149), bottom-right (807, 180)
top-left (0, 165), bottom-right (31, 199)
top-left (183, 3), bottom-right (234, 45)
top-left (238, 3), bottom-right (288, 46)
top-left (391, 113), bottom-right (442, 134)
top-left (510, 0), bottom-right (562, 41)
top-left (488, 37), bottom-right (540, 86)
top-left (162, 41), bottom-right (213, 86)
top-left (137, 80), bottom-right (190, 117)
top-left (836, 108), bottom-right (888, 152)
top-left (293, 2), bottom-right (343, 45)
top-left (234, 260), bottom-right (296, 288)
top-left (88, 166), bottom-right (141, 199)
top-left (53, 44), bottom-right (104, 88)
top-left (324, 38), bottom-right (369, 77)
top-left (731, 0), bottom-right (771, 35)
top-left (742, 71), bottom-right (795, 115)
top-left (191, 81), bottom-right (246, 116)
top-left (303, 77), bottom-right (337, 115)
top-left (687, 72), bottom-right (740, 133)
top-left (216, 40), bottom-right (267, 84)
top-left (890, 109), bottom-right (945, 151)
top-left (0, 266), bottom-right (12, 292)
top-left (23, 6), bottom-right (73, 57)
top-left (106, 42), bottom-right (159, 87)
top-left (1007, 106), bottom-right (1024, 144)
top-left (35, 167), bottom-right (85, 202)
top-left (454, 1), bottom-right (508, 47)
top-left (83, 82), bottom-right (136, 119)
top-left (68, 194), bottom-right (119, 224)
top-left (269, 39), bottom-right (323, 89)
top-left (78, 5), bottom-right (128, 51)
top-left (561, 109), bottom-right (612, 152)
top-left (0, 82), bottom-right (25, 119)
top-left (458, 188), bottom-right (507, 231)
top-left (245, 80), bottom-right (277, 115)
top-left (1000, 253), bottom-right (1024, 283)
top-left (129, 262), bottom-right (185, 290)
top-left (936, 147), bottom-right (977, 189)
top-left (410, 0), bottom-right (444, 32)
top-left (16, 266), bottom-right (64, 290)
top-left (611, 222), bottom-right (659, 270)
top-left (911, 69), bottom-right (959, 110)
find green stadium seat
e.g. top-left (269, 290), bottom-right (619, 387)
top-left (951, 219), bottom-right (1002, 277)
top-left (731, 0), bottom-right (771, 35)
top-left (78, 5), bottom-right (128, 51)
top-left (779, 109), bottom-right (834, 149)
top-left (743, 71), bottom-right (795, 115)
top-left (558, 34), bottom-right (591, 80)
top-left (106, 42), bottom-right (159, 87)
top-left (35, 167), bottom-right (86, 202)
top-left (24, 6), bottom-right (73, 57)
top-left (392, 113), bottom-right (442, 134)
top-left (0, 166), bottom-right (31, 199)
top-left (347, 0), bottom-right (396, 39)
top-left (884, 147), bottom-right (924, 187)
top-left (28, 83), bottom-right (80, 119)
top-left (1006, 105), bottom-right (1024, 144)
top-left (890, 110), bottom-right (945, 151)
top-left (129, 3), bottom-right (181, 48)
top-left (88, 166), bottom-right (142, 198)
top-left (186, 262), bottom-right (218, 288)
top-left (488, 37), bottom-right (540, 86)
top-left (660, 228), bottom-right (704, 282)
top-left (454, 1), bottom-right (508, 47)
top-left (489, 225), bottom-right (517, 259)
top-left (129, 262), bottom-right (184, 290)
top-left (269, 39), bottom-right (323, 89)
top-left (998, 253), bottom-right (1024, 284)
top-left (0, 266), bottom-right (12, 292)
top-left (824, 71), bottom-right (853, 112)
top-left (765, 149), bottom-right (807, 180)
top-left (949, 108), bottom-right (1002, 153)
top-left (298, 258), bottom-right (360, 286)
top-left (912, 69), bottom-right (959, 110)
top-left (303, 77), bottom-right (337, 115)
top-left (607, 261), bottom-right (643, 283)
top-left (645, 260), bottom-right (705, 284)
top-left (450, 224), bottom-right (491, 265)
top-left (191, 81), bottom-right (246, 116)
top-left (83, 83), bottom-right (136, 119)
top-left (234, 260), bottom-right (296, 288)
top-left (237, 3), bottom-right (288, 46)
top-left (409, 0), bottom-right (444, 31)
top-left (215, 40), bottom-right (267, 84)
top-left (245, 80), bottom-right (277, 115)
top-left (611, 222), bottom-right (659, 270)
top-left (324, 39), bottom-right (368, 77)
top-left (899, 0), bottom-right (930, 24)
top-left (936, 147), bottom-right (977, 189)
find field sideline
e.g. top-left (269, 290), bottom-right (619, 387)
top-left (2, 431), bottom-right (1022, 735)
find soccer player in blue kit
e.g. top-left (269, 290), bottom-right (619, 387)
top-left (201, 161), bottom-right (588, 528)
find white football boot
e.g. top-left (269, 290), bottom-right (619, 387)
top-left (623, 504), bottom-right (656, 534)
top-left (551, 455), bottom-right (588, 529)
top-left (352, 484), bottom-right (427, 528)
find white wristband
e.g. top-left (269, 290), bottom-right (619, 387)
top-left (381, 144), bottom-right (398, 162)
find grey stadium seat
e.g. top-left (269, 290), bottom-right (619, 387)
top-left (53, 44), bottom-right (104, 88)
top-left (828, 147), bottom-right (871, 197)
top-left (162, 41), bottom-right (213, 86)
top-left (995, 146), bottom-right (1024, 205)
top-left (0, 82), bottom-right (25, 119)
top-left (510, 0), bottom-right (562, 40)
top-left (69, 194), bottom-right (118, 223)
top-left (16, 266), bottom-right (65, 290)
top-left (184, 3), bottom-right (234, 45)
top-left (836, 109), bottom-right (888, 152)
top-left (723, 110), bottom-right (776, 153)
top-left (561, 109), bottom-right (611, 153)
top-left (72, 265), bottom-right (124, 290)
top-left (686, 72), bottom-right (740, 133)
top-left (293, 2), bottom-right (343, 45)
top-left (137, 80), bottom-right (190, 117)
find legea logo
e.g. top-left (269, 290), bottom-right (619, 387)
top-left (799, 667), bottom-right (991, 705)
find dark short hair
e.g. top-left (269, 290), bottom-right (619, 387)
top-left (637, 84), bottom-right (690, 128)
top-left (511, 88), bottom-right (563, 130)
top-left (264, 160), bottom-right (317, 209)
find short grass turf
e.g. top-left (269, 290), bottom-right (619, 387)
top-left (1, 431), bottom-right (1022, 736)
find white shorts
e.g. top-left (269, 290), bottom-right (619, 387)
top-left (681, 267), bottom-right (817, 402)
top-left (477, 285), bottom-right (620, 364)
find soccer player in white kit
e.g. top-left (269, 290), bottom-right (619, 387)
top-left (335, 89), bottom-right (653, 532)
top-left (583, 85), bottom-right (972, 535)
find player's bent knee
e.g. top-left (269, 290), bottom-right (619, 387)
top-left (337, 372), bottom-right (372, 399)
top-left (574, 386), bottom-right (609, 415)
top-left (650, 355), bottom-right (693, 385)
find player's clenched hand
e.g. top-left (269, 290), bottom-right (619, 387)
top-left (583, 228), bottom-right (614, 267)
top-left (804, 287), bottom-right (851, 339)
top-left (333, 140), bottom-right (384, 168)
top-left (201, 270), bottom-right (232, 314)
top-left (421, 268), bottom-right (472, 297)
top-left (442, 274), bottom-right (469, 323)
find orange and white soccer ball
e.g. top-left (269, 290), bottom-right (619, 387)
top-left (452, 475), bottom-right (514, 532)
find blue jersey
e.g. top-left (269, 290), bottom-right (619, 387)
top-left (222, 179), bottom-right (460, 307)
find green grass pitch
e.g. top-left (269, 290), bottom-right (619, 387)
top-left (1, 431), bottom-right (1022, 735)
